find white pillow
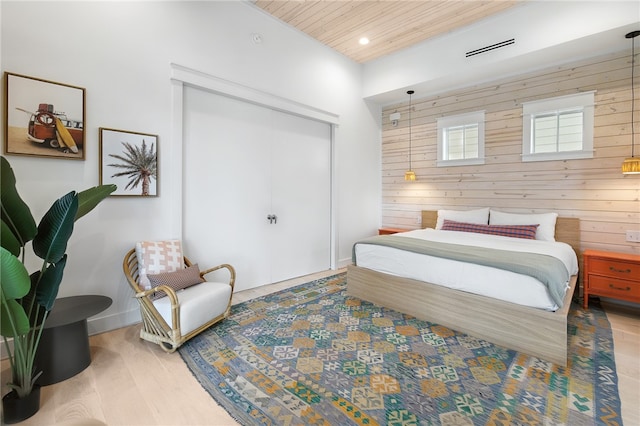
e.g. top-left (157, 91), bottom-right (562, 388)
top-left (435, 207), bottom-right (490, 230)
top-left (489, 210), bottom-right (558, 241)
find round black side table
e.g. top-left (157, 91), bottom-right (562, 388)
top-left (34, 295), bottom-right (112, 386)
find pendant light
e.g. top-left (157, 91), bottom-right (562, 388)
top-left (622, 30), bottom-right (640, 174)
top-left (404, 90), bottom-right (416, 181)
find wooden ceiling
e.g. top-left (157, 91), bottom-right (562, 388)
top-left (253, 1), bottom-right (522, 63)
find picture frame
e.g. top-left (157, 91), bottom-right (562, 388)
top-left (99, 127), bottom-right (158, 197)
top-left (4, 72), bottom-right (86, 160)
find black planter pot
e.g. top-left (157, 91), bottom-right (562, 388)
top-left (2, 385), bottom-right (41, 424)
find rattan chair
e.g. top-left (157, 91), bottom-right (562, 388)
top-left (123, 248), bottom-right (235, 352)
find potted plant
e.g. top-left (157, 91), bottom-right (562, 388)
top-left (0, 156), bottom-right (116, 423)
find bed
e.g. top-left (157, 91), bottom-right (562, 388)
top-left (346, 210), bottom-right (580, 366)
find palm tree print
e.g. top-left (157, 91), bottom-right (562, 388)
top-left (108, 139), bottom-right (157, 196)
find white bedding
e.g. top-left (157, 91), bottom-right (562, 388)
top-left (353, 228), bottom-right (579, 311)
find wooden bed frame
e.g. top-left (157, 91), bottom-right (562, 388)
top-left (347, 210), bottom-right (580, 366)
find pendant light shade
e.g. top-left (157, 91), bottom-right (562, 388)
top-left (405, 90), bottom-right (416, 181)
top-left (404, 170), bottom-right (416, 181)
top-left (622, 30), bottom-right (640, 174)
top-left (622, 157), bottom-right (640, 173)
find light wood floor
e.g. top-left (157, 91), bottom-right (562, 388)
top-left (2, 269), bottom-right (639, 425)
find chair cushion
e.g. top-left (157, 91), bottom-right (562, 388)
top-left (147, 264), bottom-right (204, 300)
top-left (152, 281), bottom-right (232, 335)
top-left (135, 240), bottom-right (183, 291)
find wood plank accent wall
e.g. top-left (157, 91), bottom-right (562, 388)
top-left (381, 51), bottom-right (640, 258)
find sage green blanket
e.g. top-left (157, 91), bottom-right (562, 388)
top-left (352, 235), bottom-right (570, 308)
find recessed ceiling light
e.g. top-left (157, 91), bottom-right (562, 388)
top-left (359, 37), bottom-right (370, 45)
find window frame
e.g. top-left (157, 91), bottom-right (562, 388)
top-left (436, 110), bottom-right (485, 167)
top-left (521, 91), bottom-right (595, 162)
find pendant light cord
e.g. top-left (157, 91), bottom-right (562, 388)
top-left (632, 34), bottom-right (636, 157)
top-left (408, 90), bottom-right (414, 169)
top-left (627, 30), bottom-right (640, 159)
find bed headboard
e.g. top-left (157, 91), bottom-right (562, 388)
top-left (420, 210), bottom-right (581, 257)
top-left (421, 210), bottom-right (438, 229)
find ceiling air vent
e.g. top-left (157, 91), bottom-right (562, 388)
top-left (465, 38), bottom-right (515, 58)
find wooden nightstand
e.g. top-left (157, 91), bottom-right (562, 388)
top-left (583, 249), bottom-right (640, 309)
top-left (378, 227), bottom-right (412, 235)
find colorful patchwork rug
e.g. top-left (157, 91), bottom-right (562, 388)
top-left (179, 273), bottom-right (622, 425)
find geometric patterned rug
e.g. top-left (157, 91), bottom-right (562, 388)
top-left (179, 273), bottom-right (623, 425)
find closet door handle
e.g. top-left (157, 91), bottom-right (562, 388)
top-left (267, 214), bottom-right (278, 224)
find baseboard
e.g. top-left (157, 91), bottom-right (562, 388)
top-left (1, 309), bottom-right (141, 360)
top-left (87, 308), bottom-right (141, 335)
top-left (337, 257), bottom-right (353, 269)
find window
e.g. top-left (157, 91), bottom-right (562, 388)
top-left (522, 92), bottom-right (594, 162)
top-left (437, 111), bottom-right (485, 167)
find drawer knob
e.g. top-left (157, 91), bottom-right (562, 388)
top-left (609, 284), bottom-right (631, 291)
top-left (609, 266), bottom-right (631, 274)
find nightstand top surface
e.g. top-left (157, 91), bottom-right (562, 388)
top-left (583, 249), bottom-right (640, 262)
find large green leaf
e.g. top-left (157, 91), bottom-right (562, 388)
top-left (76, 184), bottom-right (117, 221)
top-left (35, 254), bottom-right (67, 311)
top-left (1, 219), bottom-right (21, 256)
top-left (0, 247), bottom-right (31, 337)
top-left (21, 271), bottom-right (42, 327)
top-left (32, 192), bottom-right (78, 264)
top-left (0, 299), bottom-right (29, 337)
top-left (0, 156), bottom-right (36, 247)
top-left (0, 247), bottom-right (30, 300)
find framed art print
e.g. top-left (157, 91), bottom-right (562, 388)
top-left (99, 127), bottom-right (158, 197)
top-left (4, 72), bottom-right (86, 159)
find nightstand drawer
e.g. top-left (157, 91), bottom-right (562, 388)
top-left (588, 275), bottom-right (640, 301)
top-left (588, 258), bottom-right (640, 280)
top-left (583, 249), bottom-right (640, 309)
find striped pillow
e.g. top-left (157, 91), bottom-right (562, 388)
top-left (147, 264), bottom-right (204, 300)
top-left (441, 219), bottom-right (539, 240)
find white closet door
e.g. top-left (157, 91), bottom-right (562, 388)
top-left (183, 86), bottom-right (331, 291)
top-left (183, 87), bottom-right (273, 290)
top-left (270, 112), bottom-right (331, 283)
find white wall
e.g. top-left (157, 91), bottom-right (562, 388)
top-left (1, 1), bottom-right (381, 334)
